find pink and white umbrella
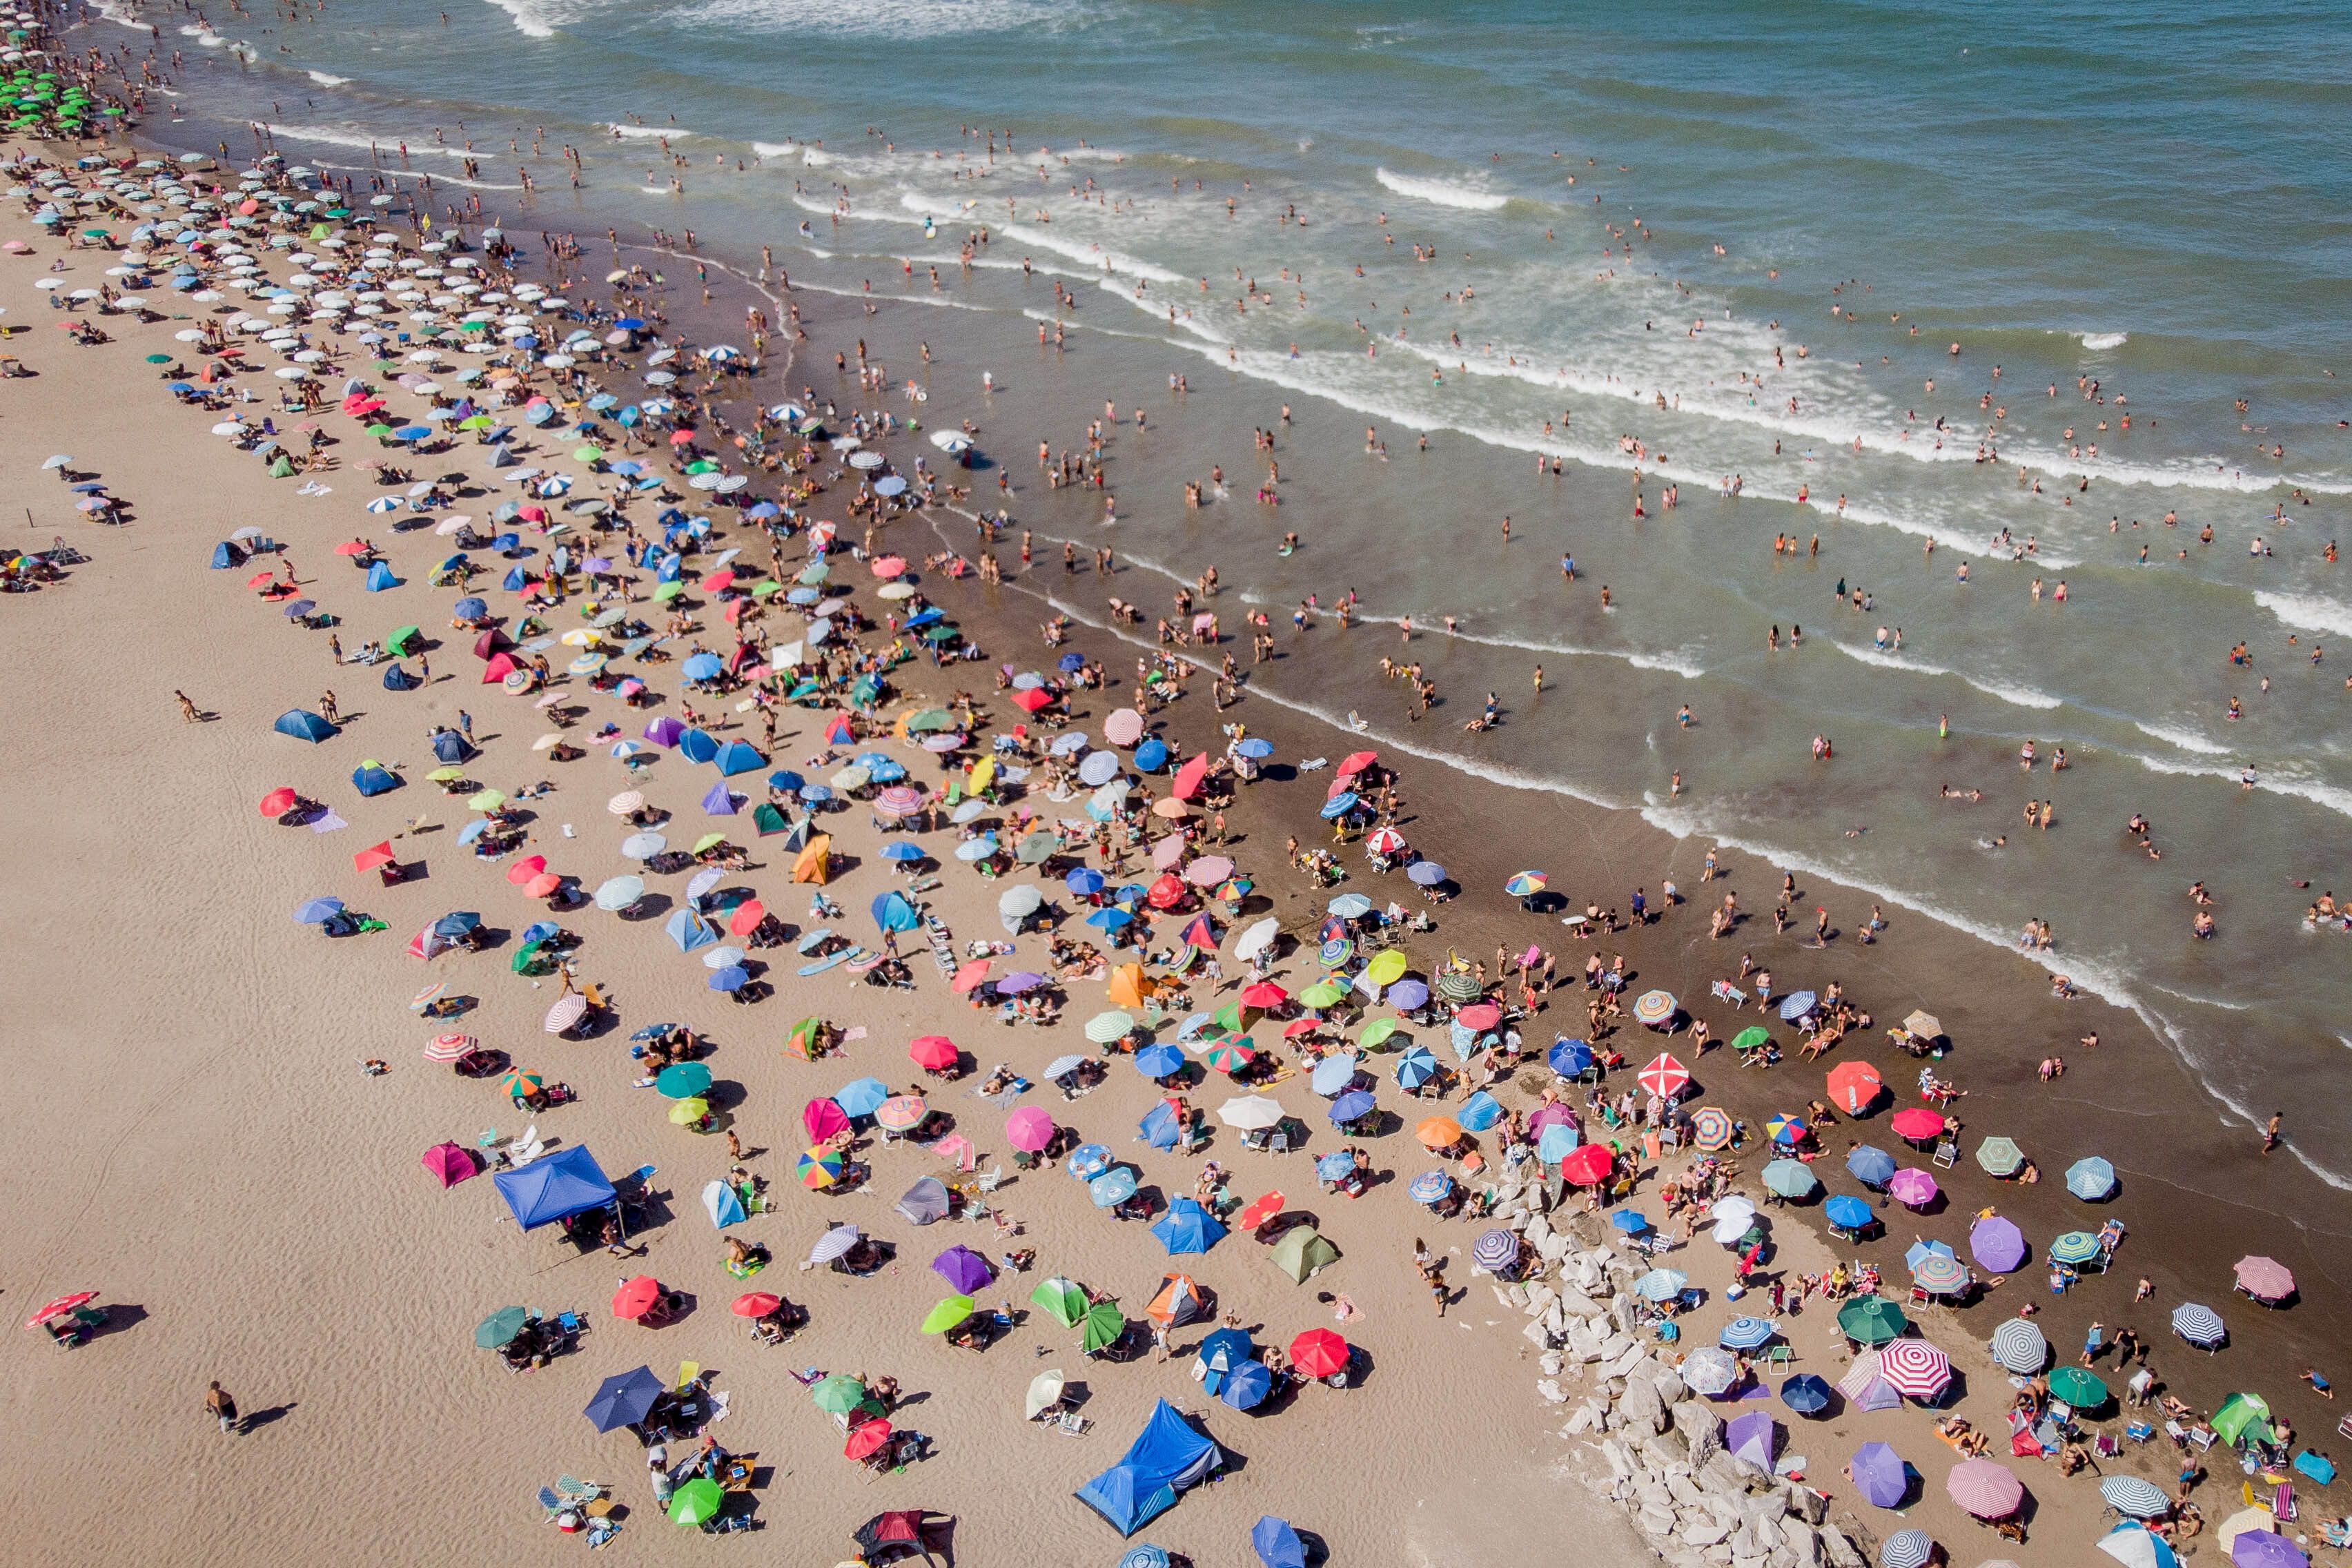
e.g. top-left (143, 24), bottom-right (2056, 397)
top-left (1638, 1052), bottom-right (1691, 1099)
top-left (1876, 1338), bottom-right (1952, 1398)
top-left (1101, 708), bottom-right (1145, 746)
top-left (544, 992), bottom-right (587, 1033)
top-left (876, 1094), bottom-right (928, 1132)
top-left (1888, 1168), bottom-right (1940, 1208)
top-left (2233, 1255), bottom-right (2295, 1302)
top-left (1185, 855), bottom-right (1235, 887)
top-left (1945, 1457), bottom-right (2023, 1519)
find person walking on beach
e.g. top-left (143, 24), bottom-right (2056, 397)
top-left (2262, 1111), bottom-right (2282, 1153)
top-left (175, 689), bottom-right (199, 723)
top-left (205, 1380), bottom-right (239, 1435)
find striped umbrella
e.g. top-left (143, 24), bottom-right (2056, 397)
top-left (2233, 1255), bottom-right (2295, 1302)
top-left (1975, 1135), bottom-right (2026, 1176)
top-left (422, 1032), bottom-right (476, 1061)
top-left (2100, 1476), bottom-right (2173, 1519)
top-left (1691, 1106), bottom-right (1735, 1150)
top-left (1631, 990), bottom-right (1678, 1026)
top-left (1910, 1252), bottom-right (1970, 1295)
top-left (1503, 870), bottom-right (1546, 899)
top-left (1876, 1339), bottom-right (1952, 1398)
top-left (1719, 1316), bottom-right (1778, 1350)
top-left (1408, 1170), bottom-right (1453, 1204)
top-left (1879, 1529), bottom-right (1934, 1568)
top-left (1679, 1346), bottom-right (1740, 1396)
top-left (1990, 1317), bottom-right (2049, 1374)
top-left (872, 784), bottom-right (926, 818)
top-left (1946, 1458), bottom-right (2023, 1519)
top-left (1434, 970), bottom-right (1485, 1002)
top-left (1638, 1052), bottom-right (1690, 1097)
top-left (1086, 1010), bottom-right (1136, 1043)
top-left (2066, 1155), bottom-right (2117, 1199)
top-left (2172, 1302), bottom-right (2226, 1346)
top-left (1471, 1228), bottom-right (1519, 1270)
top-left (1202, 1039), bottom-right (1257, 1075)
top-left (2049, 1231), bottom-right (2103, 1265)
top-left (874, 1095), bottom-right (928, 1132)
top-left (1636, 1268), bottom-right (1688, 1302)
top-left (1765, 1113), bottom-right (1810, 1146)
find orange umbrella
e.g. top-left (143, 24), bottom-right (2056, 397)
top-left (1150, 798), bottom-right (1193, 819)
top-left (950, 959), bottom-right (992, 993)
top-left (1236, 1190), bottom-right (1285, 1230)
top-left (524, 873), bottom-right (564, 898)
top-left (611, 1276), bottom-right (663, 1319)
top-left (1825, 1060), bottom-right (1885, 1115)
top-left (727, 899), bottom-right (767, 937)
top-left (1415, 1117), bottom-right (1464, 1149)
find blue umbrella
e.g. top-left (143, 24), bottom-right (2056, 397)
top-left (833, 1077), bottom-right (889, 1118)
top-left (708, 965), bottom-right (749, 992)
top-left (1394, 1046), bottom-right (1438, 1088)
top-left (1085, 907), bottom-right (1133, 932)
top-left (1547, 1037), bottom-right (1594, 1076)
top-left (767, 770), bottom-right (805, 793)
top-left (1903, 1237), bottom-right (1956, 1273)
top-left (1610, 1208), bottom-right (1652, 1235)
top-left (1137, 1101), bottom-right (1181, 1150)
top-left (1219, 1358), bottom-right (1274, 1411)
top-left (1233, 737), bottom-right (1274, 759)
top-left (881, 841), bottom-right (925, 863)
top-left (293, 896), bottom-right (344, 923)
top-left (1066, 867), bottom-right (1105, 896)
top-left (1058, 652), bottom-right (1087, 673)
top-left (1537, 1122), bottom-right (1582, 1163)
top-left (583, 1366), bottom-right (665, 1432)
top-left (1776, 990), bottom-right (1819, 1020)
top-left (1315, 1150), bottom-right (1358, 1182)
top-left (431, 911), bottom-right (481, 938)
top-left (1327, 1090), bottom-right (1375, 1125)
top-left (1720, 1315), bottom-right (1778, 1349)
top-left (1781, 1373), bottom-right (1834, 1415)
top-left (452, 596), bottom-right (487, 619)
top-left (1387, 979), bottom-right (1430, 1010)
top-left (1251, 1516), bottom-right (1307, 1568)
top-left (2065, 1155), bottom-right (2117, 1200)
top-left (1407, 861), bottom-right (1447, 885)
top-left (1845, 1145), bottom-right (1897, 1186)
top-left (1409, 1170), bottom-right (1454, 1204)
top-left (1318, 792), bottom-right (1358, 820)
top-left (1135, 1043), bottom-right (1185, 1079)
top-left (1310, 1055), bottom-right (1358, 1095)
top-left (1088, 1168), bottom-right (1139, 1208)
top-left (1066, 1143), bottom-right (1111, 1180)
top-left (1133, 737), bottom-right (1168, 772)
top-left (1824, 1195), bottom-right (1874, 1231)
top-left (1195, 1326), bottom-right (1254, 1373)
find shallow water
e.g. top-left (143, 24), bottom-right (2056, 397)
top-left (91, 0), bottom-right (2352, 1180)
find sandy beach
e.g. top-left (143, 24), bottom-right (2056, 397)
top-left (1, 90), bottom-right (2348, 1568)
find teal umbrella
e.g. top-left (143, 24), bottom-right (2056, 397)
top-left (474, 1305), bottom-right (531, 1349)
top-left (655, 1061), bottom-right (714, 1099)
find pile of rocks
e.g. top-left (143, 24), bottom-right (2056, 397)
top-left (1474, 1174), bottom-right (1880, 1568)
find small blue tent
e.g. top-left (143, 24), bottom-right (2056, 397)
top-left (431, 728), bottom-right (473, 764)
top-left (872, 889), bottom-right (920, 934)
top-left (1150, 1197), bottom-right (1226, 1257)
top-left (494, 1144), bottom-right (616, 1230)
top-left (274, 708), bottom-right (337, 743)
top-left (364, 559), bottom-right (399, 591)
top-left (351, 763), bottom-right (402, 796)
top-left (1076, 1400), bottom-right (1224, 1536)
top-left (382, 663), bottom-right (420, 691)
top-left (700, 780), bottom-right (738, 816)
top-left (210, 540), bottom-right (245, 569)
top-left (678, 727), bottom-right (718, 765)
top-left (665, 908), bottom-right (719, 954)
top-left (1137, 1101), bottom-right (1182, 1150)
top-left (713, 739), bottom-right (765, 776)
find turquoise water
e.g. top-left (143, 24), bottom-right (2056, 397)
top-left (88, 0), bottom-right (2352, 1178)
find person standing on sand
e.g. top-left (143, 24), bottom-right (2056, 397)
top-left (176, 689), bottom-right (199, 723)
top-left (205, 1380), bottom-right (239, 1435)
top-left (2263, 1111), bottom-right (2282, 1153)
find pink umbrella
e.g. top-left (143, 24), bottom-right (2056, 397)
top-left (1185, 854), bottom-right (1235, 887)
top-left (1888, 1168), bottom-right (1939, 1208)
top-left (421, 1141), bottom-right (478, 1187)
top-left (1006, 1106), bottom-right (1056, 1152)
top-left (876, 1095), bottom-right (928, 1132)
top-left (1152, 834), bottom-right (1188, 870)
top-left (1945, 1457), bottom-right (2024, 1519)
top-left (544, 992), bottom-right (587, 1033)
top-left (804, 1098), bottom-right (850, 1142)
top-left (2233, 1255), bottom-right (2295, 1302)
top-left (1527, 1101), bottom-right (1578, 1134)
top-left (1102, 708), bottom-right (1145, 746)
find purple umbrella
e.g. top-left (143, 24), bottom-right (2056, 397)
top-left (1968, 1215), bottom-right (2028, 1274)
top-left (1386, 979), bottom-right (1429, 1010)
top-left (1887, 1168), bottom-right (1939, 1208)
top-left (1526, 1101), bottom-right (1578, 1134)
top-left (1725, 1411), bottom-right (1777, 1471)
top-left (644, 715), bottom-right (685, 747)
top-left (2234, 1534), bottom-right (2311, 1568)
top-left (1851, 1441), bottom-right (1909, 1507)
top-left (931, 1244), bottom-right (994, 1295)
top-left (997, 971), bottom-right (1046, 994)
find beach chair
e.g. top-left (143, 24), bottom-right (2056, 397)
top-left (1930, 1140), bottom-right (1957, 1169)
top-left (974, 1166), bottom-right (1004, 1195)
top-left (508, 1124), bottom-right (545, 1166)
top-left (1057, 1411), bottom-right (1091, 1438)
top-left (554, 1477), bottom-right (603, 1506)
top-left (2164, 1420), bottom-right (2191, 1448)
top-left (2126, 1423), bottom-right (2156, 1444)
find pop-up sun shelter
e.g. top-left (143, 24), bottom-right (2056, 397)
top-left (494, 1144), bottom-right (617, 1230)
top-left (1075, 1398), bottom-right (1224, 1535)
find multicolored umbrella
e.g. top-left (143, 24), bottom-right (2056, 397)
top-left (1690, 1106), bottom-right (1735, 1149)
top-left (1631, 990), bottom-right (1677, 1026)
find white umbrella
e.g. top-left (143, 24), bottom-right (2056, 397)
top-left (1217, 1095), bottom-right (1286, 1130)
top-left (1025, 1369), bottom-right (1065, 1420)
top-left (1233, 917), bottom-right (1281, 960)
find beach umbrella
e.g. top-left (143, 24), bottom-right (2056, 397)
top-left (1880, 1529), bottom-right (1934, 1568)
top-left (2233, 1254), bottom-right (2295, 1302)
top-left (1720, 1316), bottom-right (1778, 1350)
top-left (583, 1366), bottom-right (665, 1432)
top-left (1310, 1054), bottom-right (1360, 1095)
top-left (2098, 1525), bottom-right (2180, 1568)
top-left (475, 1305), bottom-right (532, 1349)
top-left (1079, 1299), bottom-right (1126, 1353)
top-left (543, 994), bottom-right (587, 1034)
top-left (1631, 990), bottom-right (1677, 1027)
top-left (1135, 1044), bottom-right (1186, 1080)
top-left (1680, 1346), bottom-right (1740, 1397)
top-left (2044, 1230), bottom-right (2099, 1266)
top-left (1066, 1143), bottom-right (1113, 1181)
top-left (1969, 1215), bottom-right (2028, 1273)
top-left (2232, 1534), bottom-right (2310, 1568)
top-left (2100, 1476), bottom-right (2173, 1520)
top-left (1560, 1144), bottom-right (1615, 1186)
top-left (835, 1077), bottom-right (891, 1118)
top-left (809, 1224), bottom-right (862, 1266)
top-left (1947, 1457), bottom-right (2022, 1523)
top-left (876, 1094), bottom-right (928, 1133)
top-left (1761, 1159), bottom-right (1817, 1199)
top-left (667, 1476), bottom-right (725, 1527)
top-left (1974, 1135), bottom-right (2024, 1176)
top-left (1824, 1195), bottom-right (1873, 1232)
top-left (1089, 1168), bottom-right (1139, 1208)
top-left (810, 1373), bottom-right (870, 1416)
top-left (654, 1061), bottom-right (712, 1099)
top-left (1690, 1106), bottom-right (1735, 1150)
top-left (1909, 1251), bottom-right (1970, 1295)
top-left (1988, 1318), bottom-right (2048, 1375)
top-left (1888, 1107), bottom-right (1946, 1143)
top-left (1836, 1295), bottom-right (1908, 1345)
top-left (1416, 1115), bottom-right (1464, 1150)
top-left (2048, 1366), bottom-right (2110, 1409)
top-left (1875, 1339), bottom-right (1950, 1398)
top-left (2219, 1509), bottom-right (2281, 1553)
top-left (1327, 1090), bottom-right (1376, 1126)
top-left (1471, 1228), bottom-right (1519, 1271)
top-left (293, 896), bottom-right (345, 925)
top-left (1217, 1358), bottom-right (1275, 1411)
top-left (1777, 990), bottom-right (1819, 1021)
top-left (1288, 1327), bottom-right (1349, 1380)
top-left (1850, 1441), bottom-right (1909, 1507)
top-left (1845, 1145), bottom-right (1897, 1186)
top-left (1765, 1113), bottom-right (1810, 1146)
top-left (1251, 1516), bottom-right (1308, 1568)
top-left (1886, 1168), bottom-right (1938, 1208)
top-left (2171, 1302), bottom-right (2226, 1346)
top-left (919, 1295), bottom-right (975, 1335)
top-left (1724, 1409), bottom-right (1777, 1471)
top-left (1825, 1060), bottom-right (1883, 1114)
top-left (796, 1148), bottom-right (846, 1189)
top-left (1778, 1373), bottom-right (1833, 1415)
top-left (2066, 1155), bottom-right (2117, 1199)
top-left (1625, 1266), bottom-right (1686, 1302)
top-left (1504, 870), bottom-right (1546, 899)
top-left (1637, 1052), bottom-right (1689, 1097)
top-left (611, 1275), bottom-right (663, 1320)
top-left (667, 1097), bottom-right (713, 1128)
top-left (1405, 1171), bottom-right (1453, 1207)
top-left (907, 1034), bottom-right (960, 1072)
top-left (1218, 1095), bottom-right (1286, 1130)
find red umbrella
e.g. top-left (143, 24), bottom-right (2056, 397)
top-left (908, 1035), bottom-right (959, 1070)
top-left (1890, 1107), bottom-right (1948, 1142)
top-left (353, 841), bottom-right (396, 872)
top-left (1290, 1328), bottom-right (1351, 1378)
top-left (731, 1291), bottom-right (783, 1317)
top-left (504, 854), bottom-right (548, 885)
top-left (333, 538), bottom-right (369, 556)
top-left (727, 899), bottom-right (767, 937)
top-left (422, 1033), bottom-right (476, 1061)
top-left (1456, 1003), bottom-right (1501, 1032)
top-left (1170, 753), bottom-right (1208, 800)
top-left (804, 1098), bottom-right (850, 1142)
top-left (1236, 1190), bottom-right (1286, 1230)
top-left (1336, 749), bottom-right (1378, 778)
top-left (699, 567), bottom-right (736, 594)
top-left (668, 428), bottom-right (698, 446)
top-left (23, 1291), bottom-right (97, 1329)
top-left (524, 873), bottom-right (564, 898)
top-left (1241, 982), bottom-right (1289, 1010)
top-left (1009, 686), bottom-right (1052, 713)
top-left (1637, 1052), bottom-right (1691, 1099)
top-left (246, 569), bottom-right (277, 589)
top-left (1560, 1144), bottom-right (1616, 1186)
top-left (1145, 874), bottom-right (1186, 910)
top-left (420, 1141), bottom-right (478, 1187)
top-left (844, 1418), bottom-right (894, 1460)
top-left (611, 1275), bottom-right (663, 1319)
top-left (870, 555), bottom-right (907, 578)
top-left (258, 786), bottom-right (298, 816)
top-left (950, 959), bottom-right (991, 993)
top-left (1825, 1060), bottom-right (1885, 1115)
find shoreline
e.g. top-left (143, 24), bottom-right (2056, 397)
top-left (3, 86), bottom-right (2346, 1568)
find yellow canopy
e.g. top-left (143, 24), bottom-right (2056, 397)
top-left (792, 834), bottom-right (832, 885)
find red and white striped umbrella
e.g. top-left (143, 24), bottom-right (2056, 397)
top-left (1876, 1338), bottom-right (1952, 1398)
top-left (1364, 827), bottom-right (1406, 856)
top-left (422, 1032), bottom-right (477, 1061)
top-left (1638, 1052), bottom-right (1691, 1099)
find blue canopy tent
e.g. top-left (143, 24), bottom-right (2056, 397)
top-left (364, 559), bottom-right (399, 591)
top-left (872, 890), bottom-right (921, 934)
top-left (665, 908), bottom-right (720, 953)
top-left (381, 663), bottom-right (420, 691)
top-left (273, 708), bottom-right (337, 743)
top-left (495, 1144), bottom-right (617, 1230)
top-left (1076, 1400), bottom-right (1225, 1536)
top-left (209, 540), bottom-right (246, 569)
top-left (1137, 1101), bottom-right (1182, 1150)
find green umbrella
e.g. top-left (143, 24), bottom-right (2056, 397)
top-left (1358, 1017), bottom-right (1401, 1050)
top-left (2048, 1231), bottom-right (2102, 1265)
top-left (1084, 1011), bottom-right (1136, 1044)
top-left (654, 1061), bottom-right (713, 1099)
top-left (509, 940), bottom-right (545, 973)
top-left (2212, 1391), bottom-right (2273, 1445)
top-left (574, 445), bottom-right (605, 462)
top-left (750, 579), bottom-right (782, 598)
top-left (1079, 1298), bottom-right (1126, 1352)
top-left (652, 580), bottom-right (684, 601)
top-left (1298, 981), bottom-right (1346, 1008)
top-left (364, 422), bottom-right (395, 438)
top-left (796, 562), bottom-right (830, 585)
top-left (1030, 1275), bottom-right (1089, 1328)
top-left (920, 1295), bottom-right (974, 1335)
top-left (810, 1373), bottom-right (869, 1415)
top-left (921, 625), bottom-right (959, 642)
top-left (904, 709), bottom-right (956, 732)
top-left (667, 1476), bottom-right (724, 1527)
top-left (683, 458), bottom-right (718, 474)
top-left (144, 352), bottom-right (172, 364)
top-left (1974, 1136), bottom-right (2025, 1177)
top-left (1731, 1025), bottom-right (1772, 1051)
top-left (1761, 1158), bottom-right (1819, 1198)
top-left (2048, 1366), bottom-right (2110, 1409)
top-left (458, 413), bottom-right (493, 430)
top-left (1836, 1295), bottom-right (1909, 1345)
top-left (473, 1305), bottom-right (531, 1349)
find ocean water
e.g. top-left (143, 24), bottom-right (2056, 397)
top-left (86, 0), bottom-right (2352, 1179)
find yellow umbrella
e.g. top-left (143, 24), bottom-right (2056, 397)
top-left (427, 765), bottom-right (467, 783)
top-left (559, 628), bottom-right (602, 647)
top-left (1364, 948), bottom-right (1409, 987)
top-left (668, 1097), bottom-right (711, 1127)
top-left (468, 788), bottom-right (507, 811)
top-left (968, 756), bottom-right (996, 794)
